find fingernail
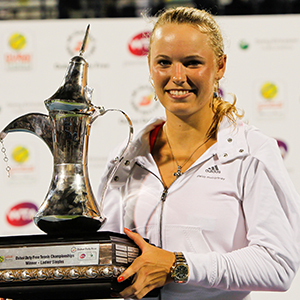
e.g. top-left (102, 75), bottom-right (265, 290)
top-left (111, 292), bottom-right (120, 298)
top-left (124, 228), bottom-right (132, 233)
top-left (117, 276), bottom-right (124, 282)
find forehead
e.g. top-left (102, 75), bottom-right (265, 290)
top-left (150, 23), bottom-right (211, 55)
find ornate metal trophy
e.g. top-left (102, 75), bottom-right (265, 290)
top-left (0, 26), bottom-right (158, 299)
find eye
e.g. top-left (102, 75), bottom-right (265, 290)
top-left (157, 59), bottom-right (171, 67)
top-left (184, 60), bottom-right (203, 67)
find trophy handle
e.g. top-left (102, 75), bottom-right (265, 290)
top-left (96, 108), bottom-right (134, 214)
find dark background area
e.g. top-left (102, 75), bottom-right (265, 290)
top-left (0, 0), bottom-right (300, 20)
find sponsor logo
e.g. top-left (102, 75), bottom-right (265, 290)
top-left (205, 165), bottom-right (221, 174)
top-left (256, 80), bottom-right (284, 117)
top-left (12, 145), bottom-right (30, 164)
top-left (66, 30), bottom-right (96, 57)
top-left (276, 139), bottom-right (288, 159)
top-left (128, 31), bottom-right (151, 56)
top-left (80, 253), bottom-right (86, 259)
top-left (5, 32), bottom-right (33, 70)
top-left (255, 38), bottom-right (299, 51)
top-left (9, 33), bottom-right (27, 51)
top-left (197, 165), bottom-right (225, 180)
top-left (0, 255), bottom-right (13, 263)
top-left (131, 85), bottom-right (160, 114)
top-left (6, 202), bottom-right (38, 227)
top-left (8, 145), bottom-right (36, 178)
top-left (260, 82), bottom-right (278, 100)
top-left (239, 40), bottom-right (249, 50)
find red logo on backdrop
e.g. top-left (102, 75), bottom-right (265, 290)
top-left (6, 202), bottom-right (38, 226)
top-left (66, 30), bottom-right (96, 57)
top-left (128, 31), bottom-right (151, 56)
top-left (80, 253), bottom-right (86, 259)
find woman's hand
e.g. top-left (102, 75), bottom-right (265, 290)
top-left (117, 228), bottom-right (176, 299)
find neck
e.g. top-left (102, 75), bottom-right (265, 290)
top-left (164, 111), bottom-right (215, 148)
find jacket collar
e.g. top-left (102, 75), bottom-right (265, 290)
top-left (108, 117), bottom-right (166, 186)
top-left (215, 117), bottom-right (249, 163)
top-left (130, 116), bottom-right (249, 161)
top-left (124, 116), bottom-right (250, 166)
top-left (110, 116), bottom-right (249, 186)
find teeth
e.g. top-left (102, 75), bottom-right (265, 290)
top-left (169, 90), bottom-right (189, 96)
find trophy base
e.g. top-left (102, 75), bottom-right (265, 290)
top-left (0, 281), bottom-right (137, 300)
top-left (0, 232), bottom-right (160, 299)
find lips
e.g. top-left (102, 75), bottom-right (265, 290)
top-left (168, 89), bottom-right (190, 96)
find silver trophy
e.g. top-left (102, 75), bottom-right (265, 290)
top-left (0, 25), bottom-right (160, 299)
top-left (0, 25), bottom-right (133, 236)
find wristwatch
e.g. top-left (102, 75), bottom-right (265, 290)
top-left (170, 252), bottom-right (189, 284)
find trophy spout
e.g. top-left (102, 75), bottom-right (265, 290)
top-left (0, 113), bottom-right (54, 154)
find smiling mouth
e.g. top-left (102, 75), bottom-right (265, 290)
top-left (168, 90), bottom-right (190, 96)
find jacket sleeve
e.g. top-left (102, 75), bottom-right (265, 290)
top-left (185, 138), bottom-right (300, 292)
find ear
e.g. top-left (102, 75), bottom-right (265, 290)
top-left (216, 54), bottom-right (227, 80)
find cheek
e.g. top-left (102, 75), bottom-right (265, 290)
top-left (152, 69), bottom-right (169, 87)
top-left (195, 69), bottom-right (217, 87)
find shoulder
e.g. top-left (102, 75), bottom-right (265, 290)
top-left (103, 117), bottom-right (166, 186)
top-left (241, 121), bottom-right (280, 159)
top-left (108, 117), bottom-right (166, 160)
top-left (216, 117), bottom-right (280, 163)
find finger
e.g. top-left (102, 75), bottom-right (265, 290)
top-left (132, 272), bottom-right (138, 284)
top-left (119, 284), bottom-right (137, 299)
top-left (119, 280), bottom-right (158, 300)
top-left (124, 228), bottom-right (149, 251)
top-left (119, 266), bottom-right (163, 298)
top-left (119, 283), bottom-right (146, 299)
top-left (110, 291), bottom-right (121, 298)
top-left (135, 284), bottom-right (156, 300)
top-left (117, 256), bottom-right (140, 282)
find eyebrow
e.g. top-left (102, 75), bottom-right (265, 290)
top-left (154, 54), bottom-right (170, 60)
top-left (154, 54), bottom-right (205, 60)
top-left (184, 55), bottom-right (204, 60)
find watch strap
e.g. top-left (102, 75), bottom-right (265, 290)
top-left (171, 252), bottom-right (189, 283)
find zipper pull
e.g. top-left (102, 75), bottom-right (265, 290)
top-left (161, 188), bottom-right (168, 202)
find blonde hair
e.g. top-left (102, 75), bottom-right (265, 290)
top-left (149, 7), bottom-right (243, 138)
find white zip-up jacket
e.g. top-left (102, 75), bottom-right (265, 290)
top-left (97, 116), bottom-right (300, 300)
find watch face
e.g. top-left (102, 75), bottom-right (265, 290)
top-left (175, 264), bottom-right (189, 280)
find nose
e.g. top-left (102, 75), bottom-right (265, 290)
top-left (172, 63), bottom-right (186, 85)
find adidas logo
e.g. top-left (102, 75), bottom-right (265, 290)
top-left (205, 165), bottom-right (221, 174)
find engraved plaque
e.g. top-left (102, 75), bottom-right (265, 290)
top-left (0, 232), bottom-right (159, 299)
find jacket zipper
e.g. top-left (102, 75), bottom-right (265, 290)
top-left (159, 188), bottom-right (168, 248)
top-left (136, 162), bottom-right (168, 248)
top-left (136, 157), bottom-right (213, 248)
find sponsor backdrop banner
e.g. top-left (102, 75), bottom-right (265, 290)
top-left (0, 15), bottom-right (300, 299)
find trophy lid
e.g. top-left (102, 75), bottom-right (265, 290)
top-left (44, 25), bottom-right (93, 113)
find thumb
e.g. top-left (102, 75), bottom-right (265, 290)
top-left (124, 228), bottom-right (148, 251)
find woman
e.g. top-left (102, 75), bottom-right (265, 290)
top-left (98, 6), bottom-right (300, 300)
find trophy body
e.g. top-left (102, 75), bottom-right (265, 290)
top-left (34, 110), bottom-right (104, 235)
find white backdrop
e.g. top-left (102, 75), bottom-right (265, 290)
top-left (0, 15), bottom-right (300, 299)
